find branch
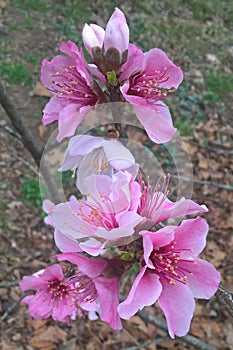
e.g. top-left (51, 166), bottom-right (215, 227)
top-left (0, 82), bottom-right (42, 166)
top-left (137, 309), bottom-right (215, 350)
top-left (216, 285), bottom-right (233, 318)
top-left (171, 174), bottom-right (233, 191)
top-left (120, 336), bottom-right (170, 350)
top-left (0, 82), bottom-right (63, 203)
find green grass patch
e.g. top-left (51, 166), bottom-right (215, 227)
top-left (22, 178), bottom-right (42, 208)
top-left (205, 72), bottom-right (233, 96)
top-left (0, 62), bottom-right (33, 86)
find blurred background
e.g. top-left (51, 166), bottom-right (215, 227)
top-left (0, 1), bottom-right (232, 349)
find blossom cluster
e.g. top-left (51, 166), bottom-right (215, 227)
top-left (20, 8), bottom-right (220, 338)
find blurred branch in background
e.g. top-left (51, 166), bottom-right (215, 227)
top-left (0, 82), bottom-right (63, 204)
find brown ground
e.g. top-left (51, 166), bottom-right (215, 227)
top-left (0, 1), bottom-right (233, 349)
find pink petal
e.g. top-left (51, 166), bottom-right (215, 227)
top-left (141, 227), bottom-right (175, 268)
top-left (157, 198), bottom-right (208, 223)
top-left (50, 202), bottom-right (90, 239)
top-left (79, 238), bottom-right (106, 256)
top-left (158, 278), bottom-right (195, 338)
top-left (68, 135), bottom-right (105, 157)
top-left (54, 229), bottom-right (82, 252)
top-left (42, 96), bottom-right (64, 126)
top-left (104, 8), bottom-right (129, 53)
top-left (119, 44), bottom-right (144, 83)
top-left (87, 63), bottom-right (106, 82)
top-left (173, 217), bottom-right (209, 257)
top-left (95, 276), bottom-right (122, 330)
top-left (57, 105), bottom-right (91, 142)
top-left (143, 48), bottom-right (183, 89)
top-left (20, 275), bottom-right (45, 292)
top-left (39, 264), bottom-right (64, 281)
top-left (103, 139), bottom-right (135, 170)
top-left (95, 226), bottom-right (134, 240)
top-left (41, 56), bottom-right (73, 89)
top-left (118, 266), bottom-right (162, 319)
top-left (129, 101), bottom-right (177, 143)
top-left (42, 199), bottom-right (55, 214)
top-left (57, 252), bottom-right (107, 278)
top-left (180, 258), bottom-right (220, 298)
top-left (116, 211), bottom-right (143, 230)
top-left (82, 23), bottom-right (105, 51)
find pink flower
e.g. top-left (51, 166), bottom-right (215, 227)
top-left (47, 171), bottom-right (143, 255)
top-left (137, 174), bottom-right (208, 229)
top-left (118, 44), bottom-right (183, 143)
top-left (82, 8), bottom-right (129, 73)
top-left (41, 41), bottom-right (106, 142)
top-left (56, 252), bottom-right (122, 330)
top-left (61, 134), bottom-right (138, 192)
top-left (20, 264), bottom-right (75, 322)
top-left (118, 217), bottom-right (221, 338)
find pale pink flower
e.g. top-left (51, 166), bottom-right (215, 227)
top-left (82, 8), bottom-right (129, 72)
top-left (20, 264), bottom-right (75, 322)
top-left (61, 134), bottom-right (138, 192)
top-left (56, 252), bottom-right (122, 330)
top-left (137, 174), bottom-right (208, 229)
top-left (41, 41), bottom-right (106, 142)
top-left (118, 217), bottom-right (221, 338)
top-left (119, 44), bottom-right (183, 143)
top-left (47, 171), bottom-right (143, 255)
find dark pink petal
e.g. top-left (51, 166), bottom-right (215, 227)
top-left (22, 295), bottom-right (52, 320)
top-left (118, 266), bottom-right (162, 319)
top-left (180, 258), bottom-right (220, 298)
top-left (39, 263), bottom-right (64, 281)
top-left (57, 105), bottom-right (91, 142)
top-left (157, 198), bottom-right (208, 223)
top-left (173, 217), bottom-right (209, 257)
top-left (129, 102), bottom-right (176, 143)
top-left (41, 56), bottom-right (73, 89)
top-left (20, 275), bottom-right (45, 292)
top-left (95, 276), bottom-right (122, 330)
top-left (143, 48), bottom-right (183, 89)
top-left (57, 252), bottom-right (107, 278)
top-left (87, 63), bottom-right (106, 83)
top-left (119, 44), bottom-right (144, 83)
top-left (52, 298), bottom-right (74, 322)
top-left (54, 229), bottom-right (82, 252)
top-left (82, 23), bottom-right (105, 52)
top-left (158, 278), bottom-right (195, 338)
top-left (104, 8), bottom-right (129, 53)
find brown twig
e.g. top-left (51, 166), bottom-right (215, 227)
top-left (216, 285), bottom-right (233, 318)
top-left (137, 309), bottom-right (215, 350)
top-left (0, 82), bottom-right (63, 203)
top-left (120, 336), bottom-right (170, 350)
top-left (171, 174), bottom-right (233, 191)
top-left (0, 280), bottom-right (19, 288)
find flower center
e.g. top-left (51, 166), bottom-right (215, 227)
top-left (150, 241), bottom-right (195, 286)
top-left (47, 280), bottom-right (69, 301)
top-left (137, 174), bottom-right (170, 223)
top-left (49, 65), bottom-right (98, 105)
top-left (69, 272), bottom-right (97, 304)
top-left (128, 67), bottom-right (175, 101)
top-left (76, 194), bottom-right (118, 231)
